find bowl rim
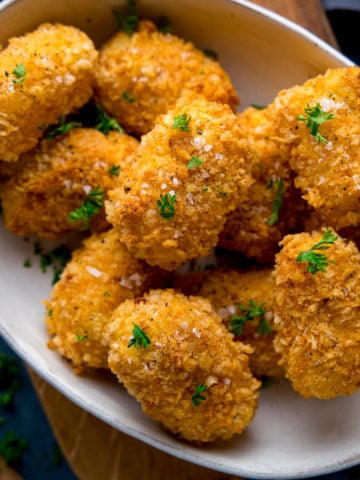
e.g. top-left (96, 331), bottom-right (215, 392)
top-left (0, 0), bottom-right (357, 478)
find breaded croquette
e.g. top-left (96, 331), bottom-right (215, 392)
top-left (269, 66), bottom-right (360, 230)
top-left (0, 23), bottom-right (98, 162)
top-left (219, 107), bottom-right (308, 263)
top-left (45, 229), bottom-right (168, 372)
top-left (0, 128), bottom-right (139, 239)
top-left (193, 268), bottom-right (283, 379)
top-left (106, 289), bottom-right (260, 443)
top-left (273, 229), bottom-right (360, 399)
top-left (94, 20), bottom-right (239, 136)
top-left (106, 98), bottom-right (253, 270)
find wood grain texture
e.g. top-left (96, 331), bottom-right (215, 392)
top-left (30, 2), bottom-right (338, 480)
top-left (251, 0), bottom-right (338, 47)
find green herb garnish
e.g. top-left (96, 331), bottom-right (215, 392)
top-left (121, 91), bottom-right (136, 103)
top-left (0, 353), bottom-right (22, 407)
top-left (267, 177), bottom-right (284, 226)
top-left (108, 165), bottom-right (121, 176)
top-left (251, 103), bottom-right (266, 110)
top-left (113, 0), bottom-right (138, 35)
top-left (157, 192), bottom-right (176, 220)
top-left (229, 300), bottom-right (272, 336)
top-left (0, 431), bottom-right (28, 464)
top-left (296, 229), bottom-right (338, 275)
top-left (156, 16), bottom-right (172, 34)
top-left (68, 186), bottom-right (104, 230)
top-left (127, 324), bottom-right (151, 349)
top-left (12, 64), bottom-right (26, 84)
top-left (76, 333), bottom-right (88, 342)
top-left (45, 116), bottom-right (82, 140)
top-left (95, 104), bottom-right (124, 135)
top-left (297, 102), bottom-right (336, 144)
top-left (203, 48), bottom-right (218, 61)
top-left (191, 384), bottom-right (208, 406)
top-left (172, 113), bottom-right (191, 131)
top-left (35, 243), bottom-right (71, 285)
top-left (186, 156), bottom-right (203, 169)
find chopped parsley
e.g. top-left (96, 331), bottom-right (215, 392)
top-left (23, 259), bottom-right (31, 268)
top-left (229, 300), bottom-right (272, 337)
top-left (45, 116), bottom-right (82, 140)
top-left (103, 291), bottom-right (111, 297)
top-left (191, 384), bottom-right (208, 406)
top-left (12, 64), bottom-right (26, 84)
top-left (0, 353), bottom-right (22, 407)
top-left (68, 186), bottom-right (104, 230)
top-left (297, 102), bottom-right (336, 144)
top-left (113, 0), bottom-right (138, 35)
top-left (95, 104), bottom-right (124, 135)
top-left (251, 103), bottom-right (266, 110)
top-left (76, 333), bottom-right (88, 342)
top-left (172, 113), bottom-right (191, 132)
top-left (296, 229), bottom-right (338, 275)
top-left (127, 324), bottom-right (151, 349)
top-left (121, 91), bottom-right (136, 103)
top-left (156, 16), bottom-right (172, 34)
top-left (157, 192), bottom-right (176, 220)
top-left (108, 165), bottom-right (121, 176)
top-left (0, 431), bottom-right (28, 464)
top-left (34, 243), bottom-right (71, 284)
top-left (186, 156), bottom-right (203, 169)
top-left (203, 48), bottom-right (218, 61)
top-left (267, 178), bottom-right (284, 226)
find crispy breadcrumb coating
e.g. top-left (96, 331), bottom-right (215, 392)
top-left (106, 289), bottom-right (260, 442)
top-left (194, 268), bottom-right (283, 379)
top-left (95, 20), bottom-right (239, 136)
top-left (0, 128), bottom-right (139, 239)
top-left (106, 98), bottom-right (253, 270)
top-left (273, 229), bottom-right (360, 399)
top-left (219, 107), bottom-right (308, 263)
top-left (0, 23), bottom-right (98, 162)
top-left (45, 229), bottom-right (168, 372)
top-left (269, 66), bottom-right (360, 229)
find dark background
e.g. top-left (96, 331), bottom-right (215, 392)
top-left (0, 1), bottom-right (360, 479)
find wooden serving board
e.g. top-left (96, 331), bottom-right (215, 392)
top-left (23, 2), bottom-right (338, 480)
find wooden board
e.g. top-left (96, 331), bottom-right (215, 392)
top-left (24, 2), bottom-right (337, 480)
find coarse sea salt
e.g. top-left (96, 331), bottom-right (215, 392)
top-left (86, 266), bottom-right (103, 278)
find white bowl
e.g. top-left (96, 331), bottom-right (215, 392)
top-left (0, 0), bottom-right (356, 478)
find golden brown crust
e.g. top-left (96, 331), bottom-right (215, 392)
top-left (186, 268), bottom-right (283, 379)
top-left (106, 98), bottom-right (253, 270)
top-left (0, 128), bottom-right (139, 239)
top-left (45, 229), bottom-right (168, 371)
top-left (273, 229), bottom-right (360, 398)
top-left (106, 289), bottom-right (260, 442)
top-left (0, 23), bottom-right (98, 162)
top-left (219, 107), bottom-right (308, 263)
top-left (95, 20), bottom-right (239, 136)
top-left (268, 66), bottom-right (360, 229)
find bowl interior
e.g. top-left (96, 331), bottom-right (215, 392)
top-left (0, 0), bottom-right (357, 478)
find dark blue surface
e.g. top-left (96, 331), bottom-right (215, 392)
top-left (0, 337), bottom-right (77, 479)
top-left (0, 2), bottom-right (359, 480)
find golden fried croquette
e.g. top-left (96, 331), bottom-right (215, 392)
top-left (218, 107), bottom-right (308, 263)
top-left (106, 98), bottom-right (253, 270)
top-left (273, 228), bottom-right (360, 399)
top-left (45, 229), bottom-right (168, 372)
top-left (269, 66), bottom-right (360, 230)
top-left (0, 23), bottom-right (98, 162)
top-left (105, 289), bottom-right (260, 443)
top-left (94, 20), bottom-right (239, 136)
top-left (191, 268), bottom-right (283, 379)
top-left (0, 127), bottom-right (139, 239)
